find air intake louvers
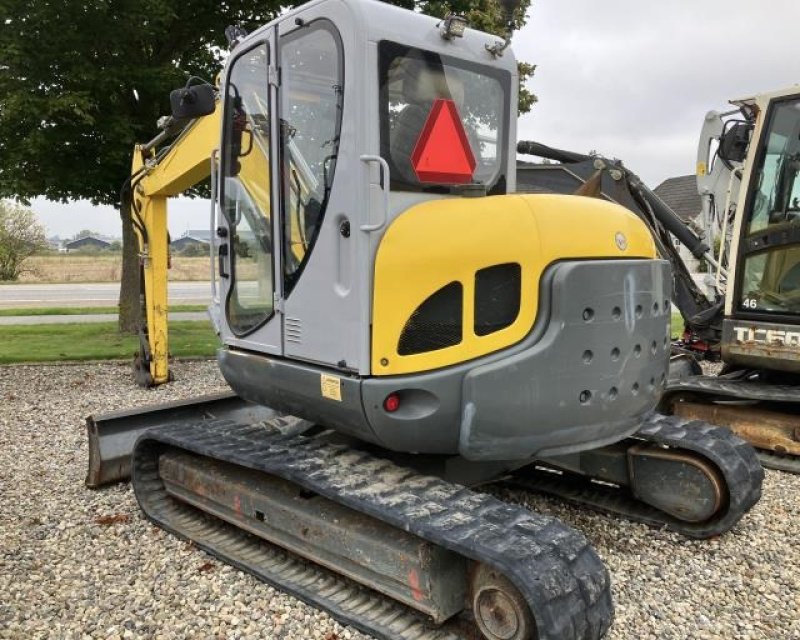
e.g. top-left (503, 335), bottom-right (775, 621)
top-left (474, 263), bottom-right (521, 336)
top-left (398, 282), bottom-right (463, 355)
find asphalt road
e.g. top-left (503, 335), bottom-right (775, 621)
top-left (0, 282), bottom-right (211, 308)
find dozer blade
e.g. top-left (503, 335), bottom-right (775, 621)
top-left (85, 391), bottom-right (279, 488)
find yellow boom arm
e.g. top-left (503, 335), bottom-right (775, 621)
top-left (129, 104), bottom-right (220, 385)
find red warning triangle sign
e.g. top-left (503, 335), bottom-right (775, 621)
top-left (411, 99), bottom-right (476, 184)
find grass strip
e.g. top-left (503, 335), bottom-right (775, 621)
top-left (671, 311), bottom-right (683, 339)
top-left (0, 304), bottom-right (207, 317)
top-left (0, 321), bottom-right (218, 364)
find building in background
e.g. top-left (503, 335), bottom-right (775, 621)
top-left (170, 230), bottom-right (212, 254)
top-left (653, 175), bottom-right (703, 273)
top-left (62, 235), bottom-right (112, 252)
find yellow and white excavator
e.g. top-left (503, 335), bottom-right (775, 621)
top-left (516, 86), bottom-right (800, 473)
top-left (86, 2), bottom-right (764, 639)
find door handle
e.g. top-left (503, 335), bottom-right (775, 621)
top-left (359, 155), bottom-right (390, 232)
top-left (218, 244), bottom-right (229, 279)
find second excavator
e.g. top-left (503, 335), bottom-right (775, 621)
top-left (516, 86), bottom-right (800, 474)
top-left (86, 1), bottom-right (763, 638)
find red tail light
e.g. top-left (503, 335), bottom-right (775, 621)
top-left (383, 393), bottom-right (401, 413)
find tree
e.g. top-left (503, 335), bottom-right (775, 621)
top-left (74, 229), bottom-right (103, 240)
top-left (0, 201), bottom-right (47, 281)
top-left (0, 0), bottom-right (534, 330)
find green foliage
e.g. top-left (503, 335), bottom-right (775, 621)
top-left (0, 201), bottom-right (47, 280)
top-left (0, 0), bottom-right (283, 206)
top-left (74, 229), bottom-right (102, 240)
top-left (0, 0), bottom-right (534, 207)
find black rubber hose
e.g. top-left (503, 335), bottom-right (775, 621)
top-left (517, 140), bottom-right (590, 164)
top-left (628, 174), bottom-right (710, 259)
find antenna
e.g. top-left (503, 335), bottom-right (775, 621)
top-left (486, 0), bottom-right (521, 57)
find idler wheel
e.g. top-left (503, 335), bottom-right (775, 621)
top-left (470, 564), bottom-right (536, 640)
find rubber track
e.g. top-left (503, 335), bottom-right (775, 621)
top-left (664, 375), bottom-right (800, 404)
top-left (132, 418), bottom-right (614, 640)
top-left (664, 376), bottom-right (800, 473)
top-left (509, 413), bottom-right (763, 539)
top-left (757, 451), bottom-right (800, 474)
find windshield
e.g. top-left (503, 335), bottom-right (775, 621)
top-left (738, 96), bottom-right (800, 314)
top-left (379, 41), bottom-right (510, 194)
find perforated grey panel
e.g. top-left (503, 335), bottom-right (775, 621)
top-left (460, 259), bottom-right (672, 460)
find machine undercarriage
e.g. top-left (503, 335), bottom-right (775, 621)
top-left (87, 389), bottom-right (762, 639)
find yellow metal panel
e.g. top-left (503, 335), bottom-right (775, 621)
top-left (372, 194), bottom-right (656, 375)
top-left (140, 108), bottom-right (221, 197)
top-left (139, 196), bottom-right (170, 384)
top-left (130, 104), bottom-right (220, 385)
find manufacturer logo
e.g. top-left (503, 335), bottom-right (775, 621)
top-left (732, 325), bottom-right (800, 347)
top-left (615, 232), bottom-right (627, 251)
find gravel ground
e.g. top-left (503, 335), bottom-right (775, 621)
top-left (1, 361), bottom-right (799, 639)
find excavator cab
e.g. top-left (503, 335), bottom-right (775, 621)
top-left (208, 0), bottom-right (672, 461)
top-left (723, 90), bottom-right (800, 372)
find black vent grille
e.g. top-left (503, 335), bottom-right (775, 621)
top-left (474, 263), bottom-right (521, 336)
top-left (398, 282), bottom-right (463, 355)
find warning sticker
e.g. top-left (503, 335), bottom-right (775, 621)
top-left (320, 374), bottom-right (342, 401)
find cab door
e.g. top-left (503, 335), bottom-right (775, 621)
top-left (216, 34), bottom-right (283, 354)
top-left (274, 7), bottom-right (370, 373)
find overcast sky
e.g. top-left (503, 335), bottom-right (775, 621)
top-left (32, 0), bottom-right (800, 238)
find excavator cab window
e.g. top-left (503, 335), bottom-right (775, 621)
top-left (378, 40), bottom-right (510, 194)
top-left (279, 20), bottom-right (343, 294)
top-left (221, 43), bottom-right (275, 336)
top-left (738, 96), bottom-right (800, 314)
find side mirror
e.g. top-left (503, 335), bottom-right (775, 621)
top-left (718, 121), bottom-right (752, 164)
top-left (170, 83), bottom-right (216, 120)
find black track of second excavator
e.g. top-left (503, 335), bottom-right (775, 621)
top-left (664, 375), bottom-right (800, 404)
top-left (132, 419), bottom-right (613, 640)
top-left (664, 375), bottom-right (800, 473)
top-left (509, 413), bottom-right (764, 539)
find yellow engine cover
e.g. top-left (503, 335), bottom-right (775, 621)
top-left (372, 194), bottom-right (657, 375)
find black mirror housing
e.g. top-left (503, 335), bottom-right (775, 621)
top-left (718, 121), bottom-right (752, 164)
top-left (170, 84), bottom-right (216, 120)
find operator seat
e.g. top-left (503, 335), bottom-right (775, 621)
top-left (388, 64), bottom-right (470, 185)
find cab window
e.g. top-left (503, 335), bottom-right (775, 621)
top-left (221, 43), bottom-right (274, 336)
top-left (379, 40), bottom-right (510, 194)
top-left (738, 97), bottom-right (800, 314)
top-left (280, 21), bottom-right (344, 294)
